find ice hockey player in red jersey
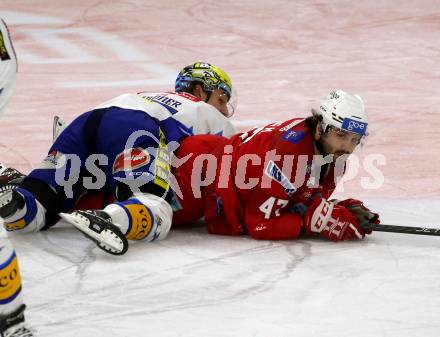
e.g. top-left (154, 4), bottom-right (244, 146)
top-left (172, 89), bottom-right (380, 242)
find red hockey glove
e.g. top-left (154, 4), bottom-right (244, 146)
top-left (334, 199), bottom-right (380, 234)
top-left (303, 198), bottom-right (366, 241)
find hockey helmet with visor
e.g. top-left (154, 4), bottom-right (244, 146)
top-left (175, 62), bottom-right (237, 117)
top-left (318, 90), bottom-right (368, 145)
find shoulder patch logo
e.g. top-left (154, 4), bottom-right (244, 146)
top-left (281, 130), bottom-right (305, 144)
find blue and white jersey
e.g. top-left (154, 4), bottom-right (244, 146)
top-left (94, 91), bottom-right (236, 139)
top-left (0, 19), bottom-right (17, 116)
top-left (29, 90), bottom-right (237, 210)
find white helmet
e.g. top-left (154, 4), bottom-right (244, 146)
top-left (318, 90), bottom-right (368, 137)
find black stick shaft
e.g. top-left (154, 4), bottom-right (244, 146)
top-left (373, 224), bottom-right (440, 236)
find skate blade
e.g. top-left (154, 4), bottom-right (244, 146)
top-left (59, 212), bottom-right (125, 254)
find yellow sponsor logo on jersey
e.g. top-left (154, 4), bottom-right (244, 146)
top-left (153, 129), bottom-right (171, 191)
top-left (125, 204), bottom-right (154, 240)
top-left (0, 252), bottom-right (22, 304)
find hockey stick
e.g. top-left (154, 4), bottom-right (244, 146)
top-left (373, 224), bottom-right (440, 236)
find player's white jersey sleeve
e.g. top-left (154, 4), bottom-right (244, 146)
top-left (190, 103), bottom-right (236, 138)
top-left (0, 19), bottom-right (17, 116)
top-left (93, 93), bottom-right (168, 117)
top-left (94, 92), bottom-right (236, 138)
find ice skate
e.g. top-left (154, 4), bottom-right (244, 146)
top-left (2, 322), bottom-right (34, 337)
top-left (0, 190), bottom-right (25, 219)
top-left (60, 210), bottom-right (128, 255)
top-left (0, 163), bottom-right (25, 194)
top-left (0, 305), bottom-right (34, 337)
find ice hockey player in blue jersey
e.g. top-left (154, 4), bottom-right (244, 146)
top-left (0, 61), bottom-right (237, 256)
top-left (0, 19), bottom-right (34, 337)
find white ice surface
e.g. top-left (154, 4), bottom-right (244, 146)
top-left (1, 1), bottom-right (440, 336)
top-left (4, 199), bottom-right (440, 337)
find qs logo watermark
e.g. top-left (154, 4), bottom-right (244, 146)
top-left (52, 131), bottom-right (386, 202)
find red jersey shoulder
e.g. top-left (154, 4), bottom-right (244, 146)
top-left (228, 118), bottom-right (315, 167)
top-left (223, 119), bottom-right (314, 199)
top-left (176, 134), bottom-right (227, 159)
top-left (234, 119), bottom-right (304, 148)
top-left (272, 119), bottom-right (315, 156)
top-left (259, 119), bottom-right (315, 198)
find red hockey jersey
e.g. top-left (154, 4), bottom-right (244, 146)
top-left (173, 118), bottom-right (343, 240)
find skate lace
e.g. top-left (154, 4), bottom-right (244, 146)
top-left (1, 168), bottom-right (23, 179)
top-left (0, 168), bottom-right (25, 193)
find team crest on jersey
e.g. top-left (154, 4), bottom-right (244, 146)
top-left (281, 129), bottom-right (305, 144)
top-left (264, 160), bottom-right (296, 196)
top-left (113, 147), bottom-right (150, 174)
